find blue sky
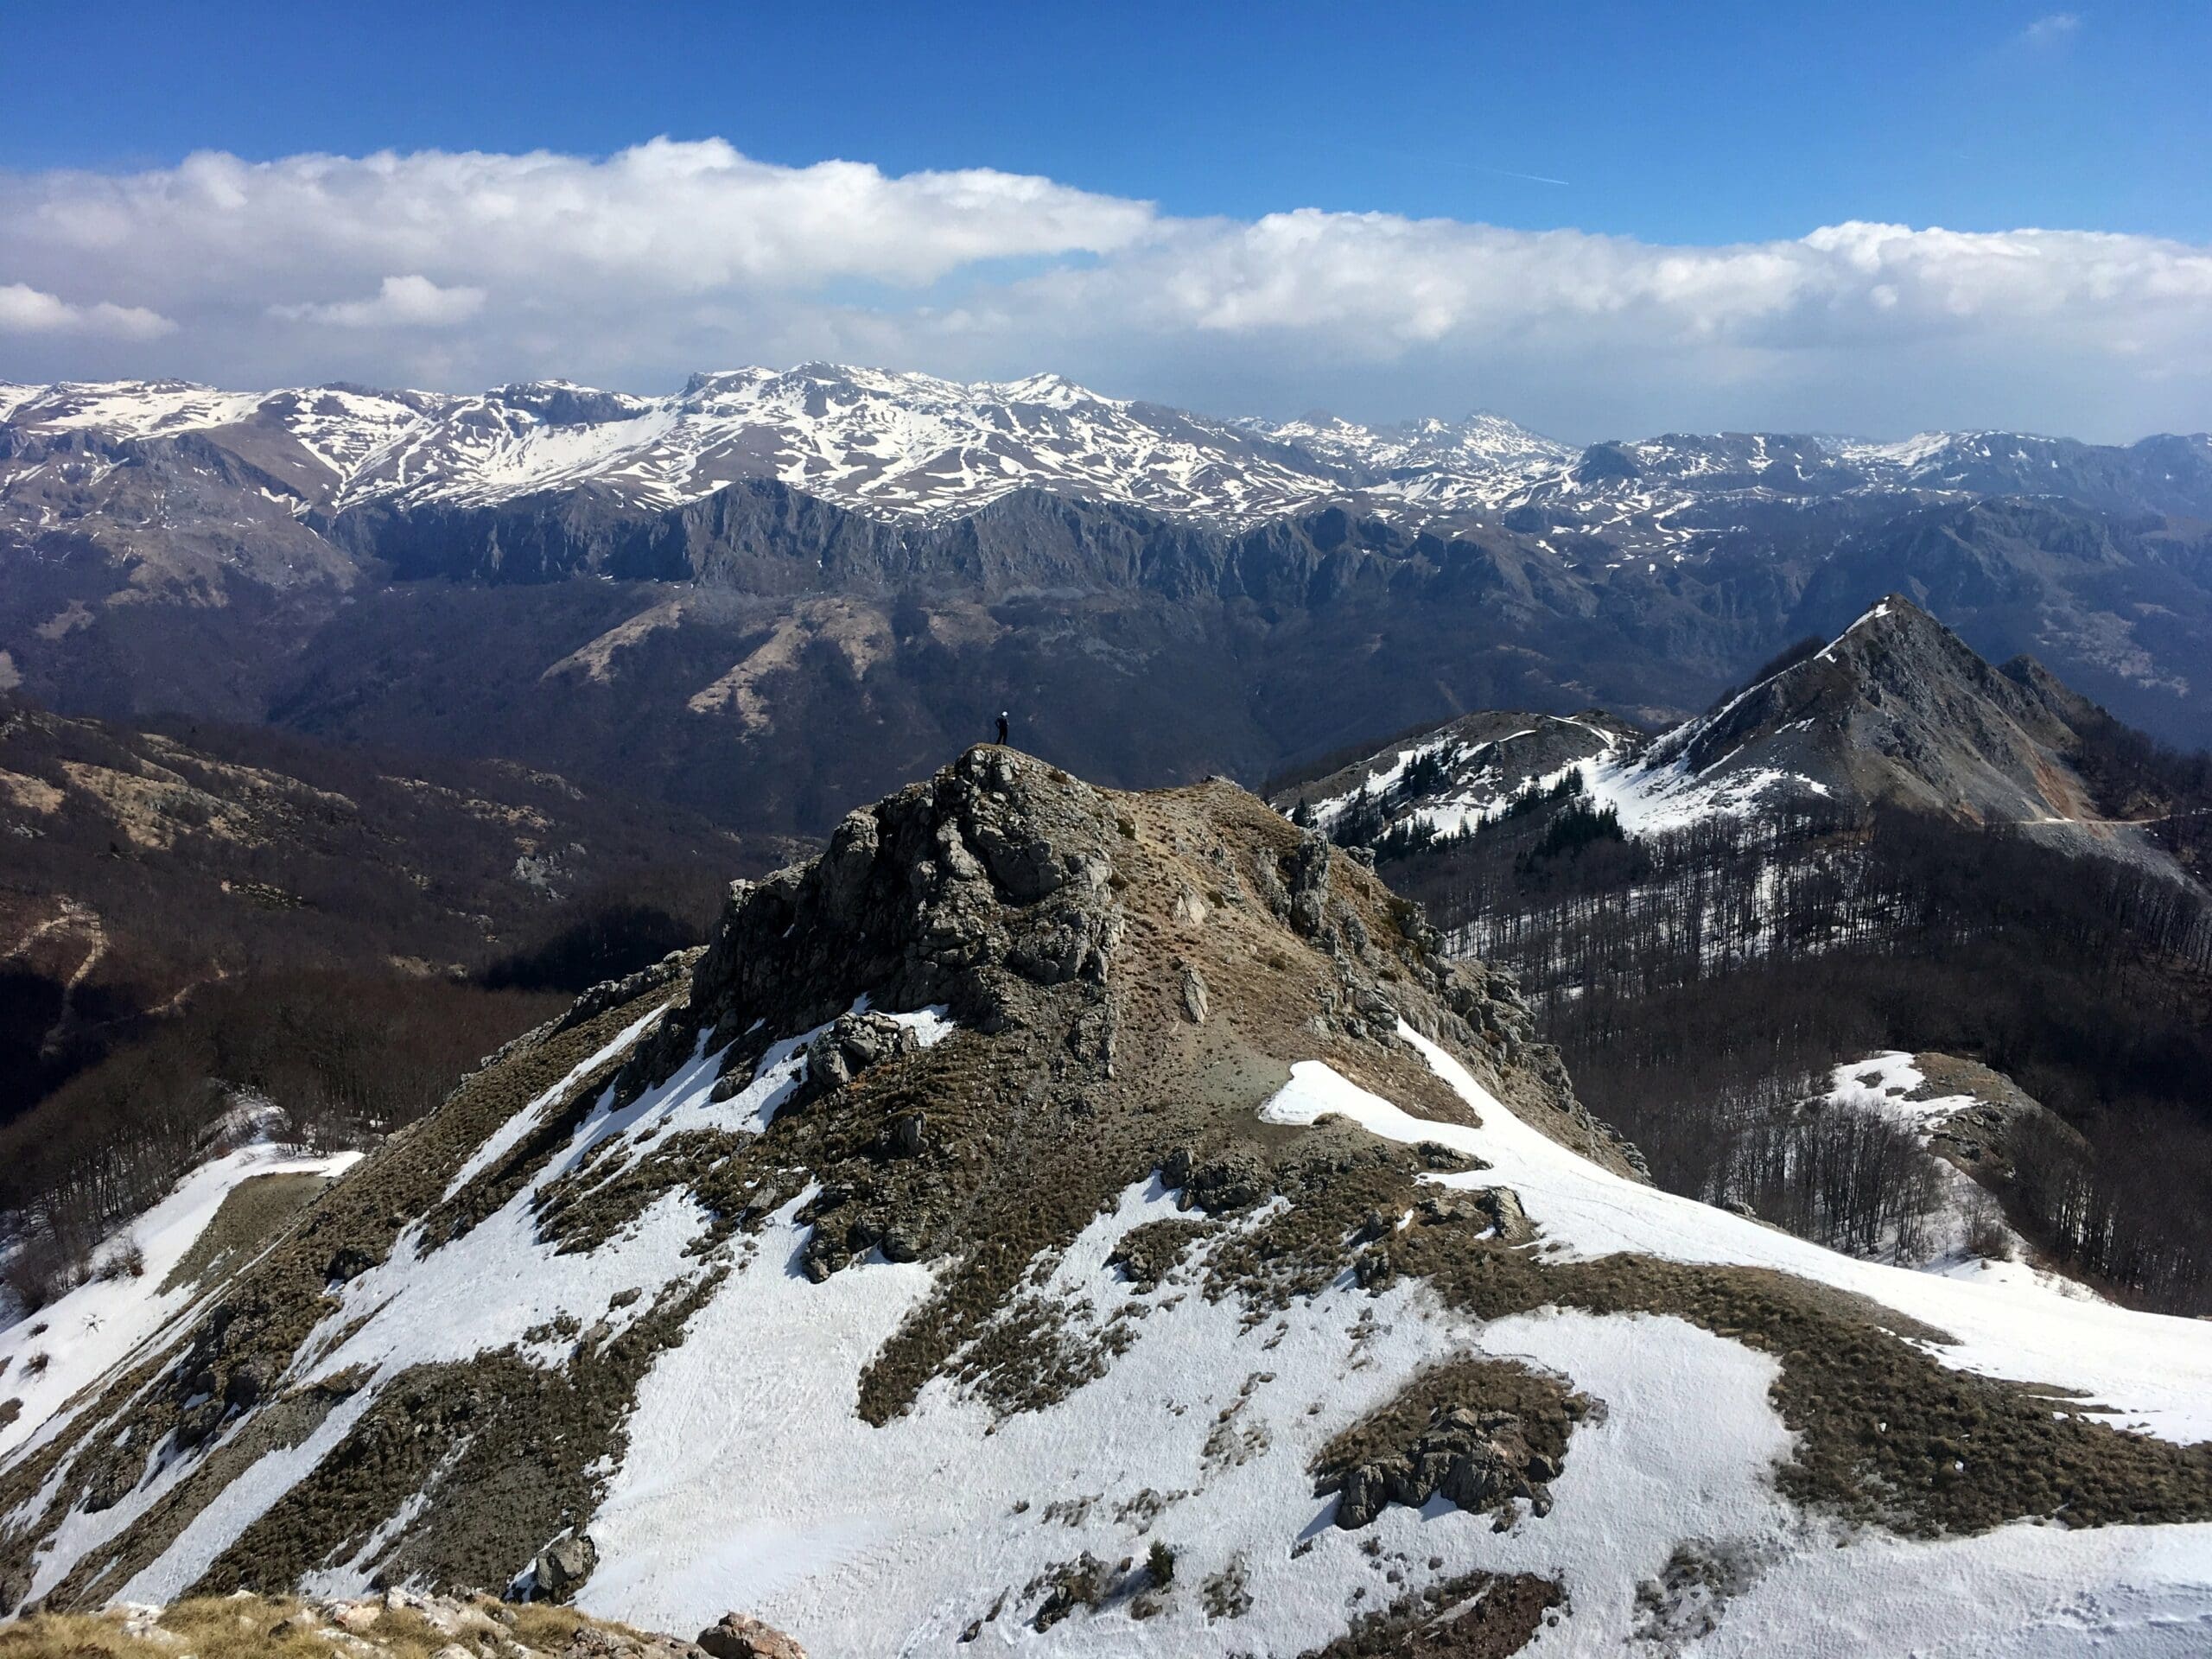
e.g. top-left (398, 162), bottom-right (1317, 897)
top-left (2, 2), bottom-right (2208, 440)
top-left (7, 1), bottom-right (2199, 241)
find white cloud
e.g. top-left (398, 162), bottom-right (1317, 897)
top-left (271, 274), bottom-right (486, 328)
top-left (1, 137), bottom-right (2208, 442)
top-left (1, 138), bottom-right (1153, 303)
top-left (2021, 12), bottom-right (2082, 48)
top-left (0, 281), bottom-right (173, 340)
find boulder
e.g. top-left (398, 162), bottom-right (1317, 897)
top-left (225, 1360), bottom-right (266, 1411)
top-left (1179, 963), bottom-right (1210, 1024)
top-left (1179, 1152), bottom-right (1267, 1215)
top-left (1334, 1464), bottom-right (1389, 1529)
top-left (172, 1398), bottom-right (225, 1450)
top-left (78, 1446), bottom-right (139, 1513)
top-left (885, 1113), bottom-right (926, 1158)
top-left (533, 1531), bottom-right (598, 1598)
top-left (696, 1611), bottom-right (808, 1659)
top-left (791, 1013), bottom-right (918, 1109)
top-left (325, 1246), bottom-right (378, 1285)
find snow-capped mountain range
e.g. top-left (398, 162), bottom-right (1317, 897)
top-left (7, 363), bottom-right (2206, 532)
top-left (9, 359), bottom-right (2212, 825)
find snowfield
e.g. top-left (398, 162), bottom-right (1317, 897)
top-left (10, 994), bottom-right (2208, 1654)
top-left (1301, 709), bottom-right (1831, 849)
top-left (0, 1144), bottom-right (360, 1463)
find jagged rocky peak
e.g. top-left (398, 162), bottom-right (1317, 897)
top-left (625, 744), bottom-right (1616, 1186)
top-left (1649, 594), bottom-right (2110, 828)
top-left (1267, 594), bottom-right (2189, 875)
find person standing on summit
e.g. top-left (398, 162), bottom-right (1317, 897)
top-left (996, 710), bottom-right (1010, 746)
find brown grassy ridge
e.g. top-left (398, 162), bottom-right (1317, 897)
top-left (1193, 1145), bottom-right (2212, 1537)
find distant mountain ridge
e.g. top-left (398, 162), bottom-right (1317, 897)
top-left (8, 365), bottom-right (2209, 532)
top-left (1277, 596), bottom-right (2194, 878)
top-left (3, 366), bottom-right (1563, 528)
top-left (6, 362), bottom-right (2212, 837)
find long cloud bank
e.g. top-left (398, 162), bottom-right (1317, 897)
top-left (2, 137), bottom-right (2208, 441)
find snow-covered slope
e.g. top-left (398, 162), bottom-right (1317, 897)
top-left (5, 380), bottom-right (272, 441)
top-left (335, 365), bottom-right (1394, 523)
top-left (1, 751), bottom-right (2206, 1655)
top-left (1283, 712), bottom-right (1641, 843)
top-left (0, 1143), bottom-right (359, 1460)
top-left (1247, 410), bottom-right (1574, 513)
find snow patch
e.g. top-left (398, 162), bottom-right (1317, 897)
top-left (0, 1145), bottom-right (360, 1461)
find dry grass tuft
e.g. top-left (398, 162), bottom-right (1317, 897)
top-left (0, 1595), bottom-right (682, 1659)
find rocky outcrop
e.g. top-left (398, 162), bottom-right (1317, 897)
top-left (789, 1012), bottom-right (920, 1111)
top-left (1330, 1404), bottom-right (1563, 1529)
top-left (1315, 1363), bottom-right (1591, 1533)
top-left (1178, 961), bottom-right (1210, 1023)
top-left (531, 1531), bottom-right (597, 1599)
top-left (696, 1612), bottom-right (808, 1659)
top-left (660, 746), bottom-right (1128, 1071)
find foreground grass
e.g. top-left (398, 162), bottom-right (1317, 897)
top-left (0, 1593), bottom-right (688, 1659)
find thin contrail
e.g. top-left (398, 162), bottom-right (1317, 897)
top-left (1462, 162), bottom-right (1571, 187)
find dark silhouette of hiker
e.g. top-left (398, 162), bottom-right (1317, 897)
top-left (995, 711), bottom-right (1010, 746)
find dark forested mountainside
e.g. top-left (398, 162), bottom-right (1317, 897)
top-left (1387, 799), bottom-right (2212, 1307)
top-left (0, 696), bottom-right (775, 1307)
